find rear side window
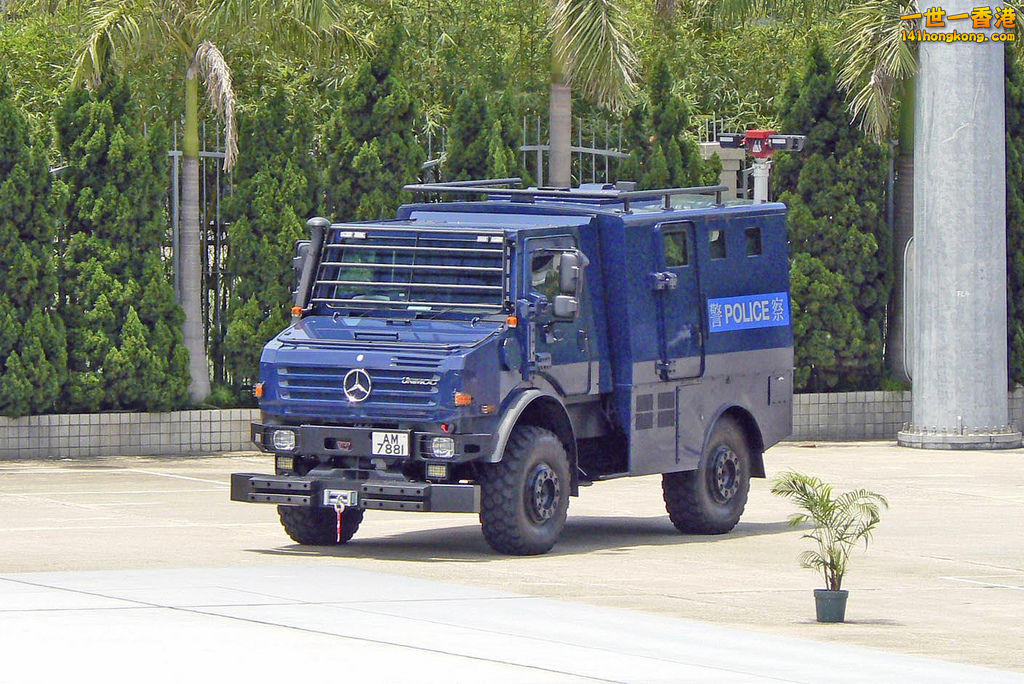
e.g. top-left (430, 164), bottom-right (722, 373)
top-left (709, 229), bottom-right (727, 259)
top-left (662, 231), bottom-right (689, 268)
top-left (745, 227), bottom-right (762, 256)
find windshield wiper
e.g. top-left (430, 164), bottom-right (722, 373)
top-left (417, 306), bottom-right (472, 320)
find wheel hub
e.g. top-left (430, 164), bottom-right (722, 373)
top-left (710, 446), bottom-right (740, 503)
top-left (526, 463), bottom-right (561, 523)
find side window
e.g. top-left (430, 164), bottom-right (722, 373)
top-left (709, 229), bottom-right (727, 260)
top-left (745, 226), bottom-right (763, 256)
top-left (662, 231), bottom-right (689, 268)
top-left (530, 252), bottom-right (560, 300)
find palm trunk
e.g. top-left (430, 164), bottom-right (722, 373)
top-left (181, 61), bottom-right (211, 403)
top-left (549, 81), bottom-right (572, 188)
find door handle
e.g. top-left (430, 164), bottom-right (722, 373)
top-left (650, 271), bottom-right (678, 291)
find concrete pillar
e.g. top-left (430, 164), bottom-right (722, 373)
top-left (898, 8), bottom-right (1021, 449)
top-left (700, 143), bottom-right (746, 199)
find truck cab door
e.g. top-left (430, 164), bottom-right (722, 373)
top-left (652, 222), bottom-right (704, 381)
top-left (520, 236), bottom-right (592, 396)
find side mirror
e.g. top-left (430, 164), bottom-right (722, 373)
top-left (293, 240), bottom-right (312, 293)
top-left (552, 295), bottom-right (579, 319)
top-left (293, 240), bottom-right (312, 273)
top-left (558, 250), bottom-right (589, 295)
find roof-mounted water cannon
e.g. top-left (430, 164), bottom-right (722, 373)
top-left (716, 130), bottom-right (806, 203)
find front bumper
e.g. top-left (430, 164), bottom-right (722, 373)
top-left (230, 472), bottom-right (480, 513)
top-left (251, 422), bottom-right (490, 463)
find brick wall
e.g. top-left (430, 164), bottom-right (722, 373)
top-left (1, 391), bottom-right (1022, 459)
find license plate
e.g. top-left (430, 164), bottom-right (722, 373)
top-left (371, 431), bottom-right (409, 456)
top-left (323, 489), bottom-right (358, 507)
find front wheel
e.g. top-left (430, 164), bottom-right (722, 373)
top-left (662, 417), bottom-right (751, 534)
top-left (479, 425), bottom-right (570, 555)
top-left (278, 505), bottom-right (364, 545)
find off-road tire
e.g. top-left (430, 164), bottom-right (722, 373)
top-left (662, 417), bottom-right (751, 534)
top-left (277, 505), bottom-right (364, 545)
top-left (479, 425), bottom-right (570, 555)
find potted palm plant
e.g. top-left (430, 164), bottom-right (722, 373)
top-left (770, 471), bottom-right (888, 623)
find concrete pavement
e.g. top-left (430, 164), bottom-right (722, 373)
top-left (1, 441), bottom-right (1022, 679)
top-left (2, 565), bottom-right (1019, 683)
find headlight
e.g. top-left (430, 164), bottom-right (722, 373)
top-left (430, 436), bottom-right (455, 459)
top-left (271, 429), bottom-right (297, 451)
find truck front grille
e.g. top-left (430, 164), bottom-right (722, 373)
top-left (277, 365), bottom-right (440, 412)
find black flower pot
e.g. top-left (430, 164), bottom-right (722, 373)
top-left (814, 589), bottom-right (849, 623)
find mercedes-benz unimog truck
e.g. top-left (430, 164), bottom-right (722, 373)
top-left (231, 180), bottom-right (793, 555)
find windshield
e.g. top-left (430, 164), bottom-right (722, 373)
top-left (310, 225), bottom-right (507, 316)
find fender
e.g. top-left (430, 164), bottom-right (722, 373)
top-left (702, 403), bottom-right (766, 478)
top-left (485, 388), bottom-right (574, 459)
top-left (485, 388), bottom-right (580, 493)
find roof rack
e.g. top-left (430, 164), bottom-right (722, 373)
top-left (403, 178), bottom-right (728, 211)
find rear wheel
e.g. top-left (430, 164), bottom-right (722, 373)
top-left (662, 417), bottom-right (751, 534)
top-left (278, 505), bottom-right (364, 545)
top-left (479, 425), bottom-right (570, 555)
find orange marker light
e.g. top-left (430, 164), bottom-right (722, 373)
top-left (481, 404), bottom-right (496, 415)
top-left (254, 382), bottom-right (264, 398)
top-left (506, 315), bottom-right (518, 328)
top-left (291, 306), bottom-right (303, 317)
top-left (454, 392), bottom-right (473, 406)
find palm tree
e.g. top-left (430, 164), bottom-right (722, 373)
top-left (771, 470), bottom-right (888, 591)
top-left (53, 0), bottom-right (366, 403)
top-left (547, 0), bottom-right (638, 188)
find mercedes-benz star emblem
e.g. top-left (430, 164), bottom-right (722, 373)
top-left (343, 368), bottom-right (372, 403)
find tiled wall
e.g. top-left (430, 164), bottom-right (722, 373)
top-left (0, 409), bottom-right (260, 459)
top-left (1, 391), bottom-right (1023, 459)
top-left (791, 391), bottom-right (912, 441)
top-left (792, 389), bottom-right (1024, 441)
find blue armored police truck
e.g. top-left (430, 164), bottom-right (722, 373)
top-left (230, 179), bottom-right (793, 555)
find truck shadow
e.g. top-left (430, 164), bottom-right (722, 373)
top-left (252, 516), bottom-right (795, 562)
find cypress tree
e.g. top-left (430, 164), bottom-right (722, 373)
top-left (486, 120), bottom-right (518, 179)
top-left (774, 43), bottom-right (891, 391)
top-left (54, 77), bottom-right (188, 412)
top-left (324, 29), bottom-right (425, 221)
top-left (485, 91), bottom-right (531, 186)
top-left (223, 87), bottom-right (320, 392)
top-left (1006, 46), bottom-right (1024, 388)
top-left (445, 85), bottom-right (530, 185)
top-left (618, 55), bottom-right (716, 189)
top-left (0, 75), bottom-right (66, 416)
top-left (445, 84), bottom-right (489, 180)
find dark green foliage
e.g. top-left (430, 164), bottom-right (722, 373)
top-left (618, 55), bottom-right (716, 189)
top-left (774, 44), bottom-right (891, 391)
top-left (1006, 47), bottom-right (1024, 388)
top-left (55, 76), bottom-right (188, 412)
top-left (224, 87), bottom-right (322, 395)
top-left (0, 75), bottom-right (66, 416)
top-left (445, 84), bottom-right (489, 180)
top-left (486, 120), bottom-right (518, 179)
top-left (323, 29), bottom-right (425, 221)
top-left (445, 85), bottom-right (529, 184)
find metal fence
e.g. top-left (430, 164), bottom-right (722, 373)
top-left (518, 114), bottom-right (627, 187)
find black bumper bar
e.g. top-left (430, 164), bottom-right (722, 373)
top-left (230, 472), bottom-right (480, 513)
top-left (251, 422), bottom-right (490, 463)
